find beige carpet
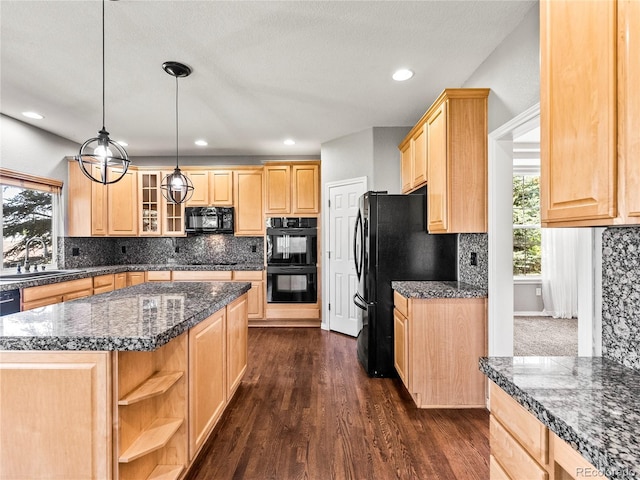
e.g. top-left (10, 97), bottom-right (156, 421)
top-left (513, 316), bottom-right (578, 356)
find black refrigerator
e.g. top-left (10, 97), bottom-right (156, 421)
top-left (353, 191), bottom-right (458, 377)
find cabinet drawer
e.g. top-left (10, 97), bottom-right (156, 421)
top-left (22, 278), bottom-right (93, 303)
top-left (490, 454), bottom-right (512, 480)
top-left (490, 382), bottom-right (549, 465)
top-left (93, 274), bottom-right (114, 289)
top-left (393, 291), bottom-right (409, 318)
top-left (22, 296), bottom-right (63, 311)
top-left (551, 432), bottom-right (598, 478)
top-left (490, 416), bottom-right (548, 480)
top-left (146, 271), bottom-right (172, 282)
top-left (62, 289), bottom-right (93, 302)
top-left (232, 270), bottom-right (263, 281)
top-left (172, 271), bottom-right (233, 281)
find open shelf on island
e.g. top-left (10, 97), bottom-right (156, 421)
top-left (147, 464), bottom-right (184, 480)
top-left (119, 418), bottom-right (183, 463)
top-left (118, 371), bottom-right (184, 406)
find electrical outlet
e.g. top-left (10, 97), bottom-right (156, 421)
top-left (175, 246), bottom-right (180, 253)
top-left (251, 245), bottom-right (257, 253)
top-left (536, 287), bottom-right (542, 296)
top-left (72, 247), bottom-right (80, 257)
top-left (470, 252), bottom-right (478, 266)
top-left (121, 246), bottom-right (127, 254)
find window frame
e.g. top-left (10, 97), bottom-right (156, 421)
top-left (512, 168), bottom-right (541, 279)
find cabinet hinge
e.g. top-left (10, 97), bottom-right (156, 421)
top-left (328, 199), bottom-right (331, 208)
top-left (328, 251), bottom-right (331, 259)
top-left (328, 303), bottom-right (331, 311)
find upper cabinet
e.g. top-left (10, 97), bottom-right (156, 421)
top-left (234, 169), bottom-right (265, 236)
top-left (264, 162), bottom-right (320, 216)
top-left (184, 169), bottom-right (234, 207)
top-left (399, 89), bottom-right (489, 234)
top-left (399, 124), bottom-right (427, 194)
top-left (68, 160), bottom-right (138, 237)
top-left (540, 0), bottom-right (640, 226)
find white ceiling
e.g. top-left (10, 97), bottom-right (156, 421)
top-left (1, 0), bottom-right (535, 157)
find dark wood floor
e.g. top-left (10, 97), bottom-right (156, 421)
top-left (186, 328), bottom-right (489, 480)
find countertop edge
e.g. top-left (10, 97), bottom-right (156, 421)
top-left (392, 280), bottom-right (488, 299)
top-left (479, 358), bottom-right (635, 480)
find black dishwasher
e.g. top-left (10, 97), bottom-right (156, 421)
top-left (0, 289), bottom-right (21, 316)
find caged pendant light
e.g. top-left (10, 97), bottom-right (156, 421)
top-left (76, 0), bottom-right (130, 185)
top-left (160, 61), bottom-right (194, 204)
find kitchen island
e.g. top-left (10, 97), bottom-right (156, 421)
top-left (481, 356), bottom-right (640, 480)
top-left (0, 281), bottom-right (250, 480)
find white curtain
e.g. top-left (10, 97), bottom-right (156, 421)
top-left (541, 228), bottom-right (579, 318)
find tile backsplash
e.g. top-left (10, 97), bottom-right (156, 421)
top-left (59, 235), bottom-right (263, 268)
top-left (458, 233), bottom-right (488, 290)
top-left (602, 227), bottom-right (640, 370)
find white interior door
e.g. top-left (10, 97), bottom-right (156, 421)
top-left (326, 177), bottom-right (367, 336)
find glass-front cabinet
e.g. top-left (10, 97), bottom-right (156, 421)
top-left (138, 170), bottom-right (185, 236)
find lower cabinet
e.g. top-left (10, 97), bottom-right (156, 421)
top-left (0, 294), bottom-right (249, 480)
top-left (189, 308), bottom-right (227, 458)
top-left (489, 382), bottom-right (602, 480)
top-left (126, 272), bottom-right (145, 287)
top-left (393, 291), bottom-right (487, 407)
top-left (22, 277), bottom-right (93, 311)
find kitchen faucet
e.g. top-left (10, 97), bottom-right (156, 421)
top-left (23, 236), bottom-right (49, 272)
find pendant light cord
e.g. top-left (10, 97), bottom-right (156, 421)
top-left (175, 75), bottom-right (179, 169)
top-left (101, 0), bottom-right (106, 130)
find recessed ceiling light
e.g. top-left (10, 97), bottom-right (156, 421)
top-left (392, 69), bottom-right (414, 81)
top-left (22, 111), bottom-right (44, 120)
top-left (195, 139), bottom-right (208, 146)
top-left (116, 140), bottom-right (128, 147)
top-left (284, 139), bottom-right (295, 146)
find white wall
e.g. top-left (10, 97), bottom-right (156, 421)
top-left (1, 114), bottom-right (77, 182)
top-left (372, 127), bottom-right (408, 194)
top-left (462, 4), bottom-right (540, 132)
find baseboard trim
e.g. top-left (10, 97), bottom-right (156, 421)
top-left (514, 311), bottom-right (550, 317)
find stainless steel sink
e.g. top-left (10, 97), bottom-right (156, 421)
top-left (0, 270), bottom-right (83, 281)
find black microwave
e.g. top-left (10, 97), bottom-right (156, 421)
top-left (185, 206), bottom-right (234, 234)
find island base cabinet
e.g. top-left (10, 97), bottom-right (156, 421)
top-left (0, 351), bottom-right (112, 480)
top-left (115, 332), bottom-right (188, 480)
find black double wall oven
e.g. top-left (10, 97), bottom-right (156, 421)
top-left (266, 217), bottom-right (318, 303)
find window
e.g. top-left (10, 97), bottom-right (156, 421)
top-left (1, 169), bottom-right (62, 270)
top-left (513, 174), bottom-right (541, 276)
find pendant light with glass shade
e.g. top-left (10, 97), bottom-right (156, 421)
top-left (160, 61), bottom-right (194, 204)
top-left (76, 0), bottom-right (130, 185)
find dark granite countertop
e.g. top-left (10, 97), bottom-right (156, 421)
top-left (0, 263), bottom-right (264, 291)
top-left (0, 281), bottom-right (250, 351)
top-left (392, 280), bottom-right (487, 299)
top-left (480, 356), bottom-right (640, 480)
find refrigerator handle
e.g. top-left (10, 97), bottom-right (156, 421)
top-left (353, 292), bottom-right (370, 311)
top-left (353, 210), bottom-right (363, 280)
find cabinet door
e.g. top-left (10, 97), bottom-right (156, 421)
top-left (126, 272), bottom-right (145, 287)
top-left (108, 167), bottom-right (138, 236)
top-left (619, 0), bottom-right (640, 222)
top-left (411, 125), bottom-right (427, 188)
top-left (540, 0), bottom-right (617, 225)
top-left (400, 142), bottom-right (413, 193)
top-left (234, 170), bottom-right (264, 236)
top-left (185, 171), bottom-right (209, 206)
top-left (138, 171), bottom-right (161, 236)
top-left (114, 273), bottom-right (127, 290)
top-left (226, 294), bottom-right (248, 399)
top-left (426, 102), bottom-right (449, 233)
top-left (292, 164), bottom-right (320, 214)
top-left (67, 160), bottom-right (93, 237)
top-left (393, 308), bottom-right (409, 389)
top-left (0, 351), bottom-right (111, 480)
top-left (264, 165), bottom-right (291, 214)
top-left (209, 170), bottom-right (233, 206)
top-left (188, 309), bottom-right (226, 458)
top-left (161, 170), bottom-right (186, 236)
top-left (91, 167), bottom-right (109, 236)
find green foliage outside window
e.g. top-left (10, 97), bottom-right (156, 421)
top-left (2, 186), bottom-right (53, 268)
top-left (513, 175), bottom-right (541, 276)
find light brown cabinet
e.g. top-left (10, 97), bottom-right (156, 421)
top-left (22, 277), bottom-right (93, 311)
top-left (126, 272), bottom-right (145, 287)
top-left (234, 169), bottom-right (265, 236)
top-left (398, 124), bottom-right (427, 193)
top-left (541, 0), bottom-right (640, 227)
top-left (185, 170), bottom-right (210, 206)
top-left (393, 291), bottom-right (487, 408)
top-left (264, 162), bottom-right (320, 215)
top-left (67, 160), bottom-right (138, 237)
top-left (184, 169), bottom-right (234, 207)
top-left (226, 294), bottom-right (248, 399)
top-left (188, 308), bottom-right (226, 458)
top-left (489, 382), bottom-right (601, 480)
top-left (138, 171), bottom-right (185, 236)
top-left (92, 273), bottom-right (115, 295)
top-left (233, 270), bottom-right (264, 320)
top-left (398, 89), bottom-right (488, 233)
